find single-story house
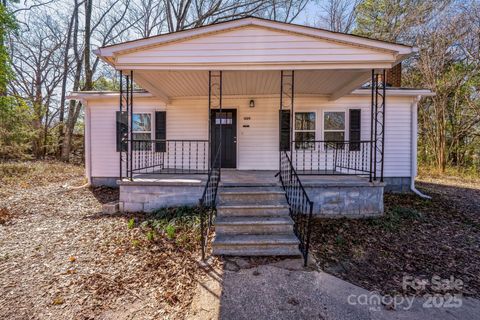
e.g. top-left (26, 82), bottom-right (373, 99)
top-left (69, 17), bottom-right (433, 259)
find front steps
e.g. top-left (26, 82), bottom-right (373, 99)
top-left (212, 186), bottom-right (301, 257)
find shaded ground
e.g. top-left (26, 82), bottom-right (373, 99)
top-left (0, 161), bottom-right (215, 319)
top-left (310, 178), bottom-right (480, 298)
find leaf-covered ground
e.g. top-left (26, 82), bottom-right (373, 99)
top-left (0, 161), bottom-right (216, 319)
top-left (310, 178), bottom-right (480, 298)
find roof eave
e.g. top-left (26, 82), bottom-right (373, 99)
top-left (352, 88), bottom-right (435, 97)
top-left (95, 17), bottom-right (416, 60)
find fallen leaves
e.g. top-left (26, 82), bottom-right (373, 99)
top-left (0, 207), bottom-right (12, 225)
top-left (0, 161), bottom-right (216, 319)
top-left (310, 181), bottom-right (480, 298)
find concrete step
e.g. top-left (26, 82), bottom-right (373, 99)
top-left (218, 187), bottom-right (286, 205)
top-left (215, 216), bottom-right (294, 235)
top-left (216, 204), bottom-right (290, 217)
top-left (212, 234), bottom-right (301, 256)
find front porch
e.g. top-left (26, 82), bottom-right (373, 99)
top-left (118, 170), bottom-right (384, 217)
top-left (94, 17), bottom-right (420, 262)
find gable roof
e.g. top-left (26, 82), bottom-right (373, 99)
top-left (95, 16), bottom-right (416, 65)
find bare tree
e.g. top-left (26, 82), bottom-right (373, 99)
top-left (10, 12), bottom-right (65, 158)
top-left (317, 0), bottom-right (359, 32)
top-left (129, 0), bottom-right (165, 37)
top-left (404, 1), bottom-right (480, 171)
top-left (61, 0), bottom-right (136, 161)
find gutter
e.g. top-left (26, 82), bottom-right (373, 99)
top-left (410, 95), bottom-right (431, 199)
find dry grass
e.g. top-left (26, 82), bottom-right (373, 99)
top-left (0, 161), bottom-right (84, 197)
top-left (418, 165), bottom-right (480, 189)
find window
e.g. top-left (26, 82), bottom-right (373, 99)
top-left (324, 111), bottom-right (345, 148)
top-left (295, 112), bottom-right (316, 149)
top-left (132, 113), bottom-right (152, 150)
top-left (215, 112), bottom-right (233, 125)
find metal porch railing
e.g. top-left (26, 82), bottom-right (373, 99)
top-left (121, 139), bottom-right (209, 179)
top-left (198, 144), bottom-right (221, 260)
top-left (291, 140), bottom-right (372, 178)
top-left (279, 150), bottom-right (314, 267)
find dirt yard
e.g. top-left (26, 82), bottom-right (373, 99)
top-left (310, 175), bottom-right (480, 298)
top-left (0, 161), bottom-right (214, 320)
top-left (1, 161), bottom-right (479, 319)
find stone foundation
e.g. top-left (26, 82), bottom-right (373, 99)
top-left (118, 180), bottom-right (204, 212)
top-left (302, 178), bottom-right (384, 217)
top-left (116, 173), bottom-right (388, 216)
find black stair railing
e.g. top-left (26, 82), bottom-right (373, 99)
top-left (279, 150), bottom-right (314, 266)
top-left (198, 144), bottom-right (221, 260)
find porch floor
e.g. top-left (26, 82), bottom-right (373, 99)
top-left (119, 170), bottom-right (374, 187)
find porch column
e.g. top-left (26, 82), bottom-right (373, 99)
top-left (129, 71), bottom-right (134, 181)
top-left (370, 69), bottom-right (386, 182)
top-left (208, 70), bottom-right (223, 170)
top-left (279, 70), bottom-right (294, 170)
top-left (119, 70), bottom-right (123, 181)
top-left (118, 70), bottom-right (134, 181)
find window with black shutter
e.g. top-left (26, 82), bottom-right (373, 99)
top-left (349, 109), bottom-right (361, 151)
top-left (279, 110), bottom-right (291, 151)
top-left (116, 111), bottom-right (128, 152)
top-left (155, 111), bottom-right (166, 152)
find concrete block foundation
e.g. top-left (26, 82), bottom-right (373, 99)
top-left (118, 176), bottom-right (206, 212)
top-left (300, 176), bottom-right (385, 217)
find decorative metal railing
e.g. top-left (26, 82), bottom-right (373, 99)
top-left (279, 150), bottom-right (314, 267)
top-left (122, 139), bottom-right (209, 178)
top-left (291, 140), bottom-right (372, 178)
top-left (371, 70), bottom-right (386, 182)
top-left (198, 145), bottom-right (221, 260)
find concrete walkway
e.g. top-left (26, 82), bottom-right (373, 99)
top-left (187, 258), bottom-right (480, 320)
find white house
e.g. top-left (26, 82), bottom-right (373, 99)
top-left (69, 17), bottom-right (433, 259)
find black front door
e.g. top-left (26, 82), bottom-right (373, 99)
top-left (210, 109), bottom-right (237, 168)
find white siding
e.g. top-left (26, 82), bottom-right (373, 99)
top-left (87, 94), bottom-right (413, 178)
top-left (89, 98), bottom-right (166, 177)
top-left (117, 26), bottom-right (396, 66)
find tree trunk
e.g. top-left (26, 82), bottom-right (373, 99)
top-left (84, 0), bottom-right (93, 91)
top-left (57, 1), bottom-right (76, 157)
top-left (61, 0), bottom-right (82, 162)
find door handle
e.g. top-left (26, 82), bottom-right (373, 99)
top-left (234, 136), bottom-right (237, 143)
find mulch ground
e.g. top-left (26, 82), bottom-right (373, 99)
top-left (310, 177), bottom-right (480, 298)
top-left (0, 161), bottom-right (217, 320)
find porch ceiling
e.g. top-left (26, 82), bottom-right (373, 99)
top-left (134, 69), bottom-right (370, 101)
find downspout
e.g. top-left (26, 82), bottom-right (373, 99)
top-left (410, 95), bottom-right (431, 199)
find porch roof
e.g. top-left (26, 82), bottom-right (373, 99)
top-left (95, 17), bottom-right (416, 70)
top-left (94, 17), bottom-right (419, 103)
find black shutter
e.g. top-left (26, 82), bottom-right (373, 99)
top-left (116, 111), bottom-right (128, 152)
top-left (279, 110), bottom-right (291, 151)
top-left (349, 109), bottom-right (361, 151)
top-left (155, 111), bottom-right (166, 152)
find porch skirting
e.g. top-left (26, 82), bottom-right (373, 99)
top-left (116, 172), bottom-right (386, 217)
top-left (118, 177), bottom-right (206, 212)
top-left (304, 184), bottom-right (384, 218)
